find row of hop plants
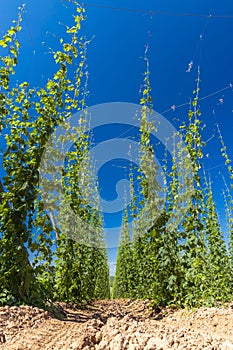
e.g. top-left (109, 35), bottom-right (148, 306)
top-left (113, 59), bottom-right (233, 308)
top-left (0, 2), bottom-right (110, 307)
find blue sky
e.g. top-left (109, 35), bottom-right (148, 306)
top-left (0, 0), bottom-right (233, 274)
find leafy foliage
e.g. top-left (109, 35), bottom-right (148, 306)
top-left (0, 2), bottom-right (233, 309)
top-left (113, 64), bottom-right (233, 308)
top-left (0, 2), bottom-right (110, 307)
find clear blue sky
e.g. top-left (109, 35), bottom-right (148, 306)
top-left (0, 0), bottom-right (233, 274)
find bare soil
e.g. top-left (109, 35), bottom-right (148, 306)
top-left (1, 299), bottom-right (233, 349)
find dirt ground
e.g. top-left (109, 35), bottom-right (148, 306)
top-left (1, 299), bottom-right (233, 349)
